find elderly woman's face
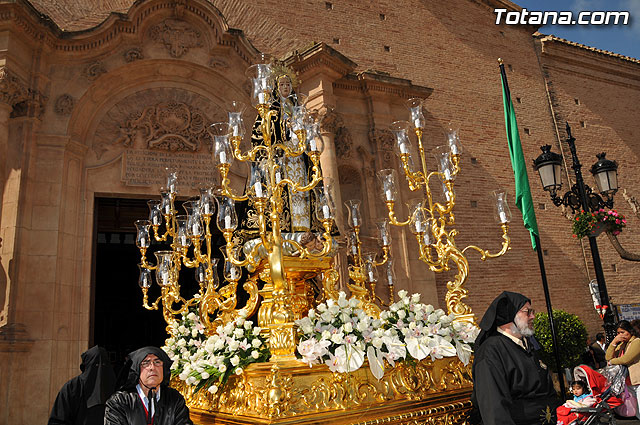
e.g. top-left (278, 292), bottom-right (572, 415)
top-left (278, 77), bottom-right (292, 98)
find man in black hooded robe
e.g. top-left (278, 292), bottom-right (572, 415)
top-left (471, 291), bottom-right (559, 425)
top-left (104, 346), bottom-right (192, 425)
top-left (48, 345), bottom-right (116, 425)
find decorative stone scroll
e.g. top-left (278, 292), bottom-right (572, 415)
top-left (0, 67), bottom-right (28, 107)
top-left (121, 149), bottom-right (217, 189)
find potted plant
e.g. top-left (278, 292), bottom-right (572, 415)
top-left (572, 209), bottom-right (626, 239)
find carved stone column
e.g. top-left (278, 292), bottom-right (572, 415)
top-left (318, 107), bottom-right (345, 232)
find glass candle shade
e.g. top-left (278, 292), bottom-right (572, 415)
top-left (314, 184), bottom-right (335, 221)
top-left (492, 189), bottom-right (512, 224)
top-left (160, 190), bottom-right (172, 215)
top-left (305, 121), bottom-right (324, 154)
top-left (406, 98), bottom-right (425, 130)
top-left (154, 251), bottom-right (174, 287)
top-left (348, 230), bottom-right (358, 256)
top-left (446, 126), bottom-right (463, 156)
top-left (216, 196), bottom-right (238, 231)
top-left (390, 121), bottom-right (412, 155)
top-left (421, 219), bottom-right (434, 246)
top-left (175, 215), bottom-right (191, 248)
top-left (138, 264), bottom-right (152, 288)
top-left (227, 100), bottom-right (246, 138)
top-left (376, 219), bottom-right (392, 247)
top-left (362, 253), bottom-right (378, 283)
top-left (166, 170), bottom-right (178, 194)
top-left (433, 145), bottom-right (455, 181)
top-left (195, 262), bottom-right (206, 285)
top-left (248, 161), bottom-right (269, 200)
top-left (344, 199), bottom-right (362, 228)
top-left (377, 169), bottom-right (399, 202)
top-left (246, 62), bottom-right (273, 107)
top-left (408, 200), bottom-right (428, 235)
top-left (223, 260), bottom-right (242, 282)
top-left (290, 105), bottom-right (307, 133)
top-left (210, 257), bottom-right (220, 289)
top-left (135, 220), bottom-right (151, 249)
top-left (147, 200), bottom-right (163, 226)
top-left (210, 122), bottom-right (233, 166)
top-left (383, 258), bottom-right (397, 287)
top-left (199, 186), bottom-right (215, 216)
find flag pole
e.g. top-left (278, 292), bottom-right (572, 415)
top-left (498, 58), bottom-right (566, 397)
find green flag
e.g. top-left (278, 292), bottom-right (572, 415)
top-left (500, 62), bottom-right (539, 250)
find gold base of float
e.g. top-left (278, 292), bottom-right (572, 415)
top-left (176, 356), bottom-right (473, 425)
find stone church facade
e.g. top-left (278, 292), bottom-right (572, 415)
top-left (0, 0), bottom-right (638, 422)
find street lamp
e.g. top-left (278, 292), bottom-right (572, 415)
top-left (532, 122), bottom-right (619, 341)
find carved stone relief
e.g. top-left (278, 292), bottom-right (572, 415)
top-left (115, 102), bottom-right (213, 152)
top-left (334, 127), bottom-right (352, 158)
top-left (11, 89), bottom-right (48, 119)
top-left (0, 67), bottom-right (28, 108)
top-left (83, 61), bottom-right (107, 81)
top-left (91, 87), bottom-right (225, 161)
top-left (54, 94), bottom-right (75, 116)
top-left (124, 48), bottom-right (144, 63)
top-left (149, 19), bottom-right (202, 58)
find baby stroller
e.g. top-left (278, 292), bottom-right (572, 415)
top-left (557, 365), bottom-right (624, 425)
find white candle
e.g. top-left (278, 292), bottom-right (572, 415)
top-left (219, 151), bottom-right (227, 164)
top-left (399, 142), bottom-right (410, 155)
top-left (322, 205), bottom-right (330, 219)
top-left (385, 188), bottom-right (393, 201)
top-left (224, 215), bottom-right (232, 229)
top-left (499, 211), bottom-right (508, 223)
top-left (254, 182), bottom-right (263, 198)
top-left (140, 237), bottom-right (147, 247)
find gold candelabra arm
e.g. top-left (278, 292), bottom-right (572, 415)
top-left (461, 223), bottom-right (511, 260)
top-left (384, 201), bottom-right (412, 227)
top-left (180, 239), bottom-right (202, 268)
top-left (373, 246), bottom-right (390, 267)
top-left (138, 248), bottom-right (158, 270)
top-left (152, 223), bottom-right (169, 242)
top-left (398, 153), bottom-right (424, 191)
top-left (222, 230), bottom-right (260, 268)
top-left (443, 244), bottom-right (474, 318)
top-left (218, 164), bottom-right (249, 202)
top-left (142, 287), bottom-right (163, 311)
top-left (230, 136), bottom-right (269, 162)
top-left (282, 161), bottom-right (322, 194)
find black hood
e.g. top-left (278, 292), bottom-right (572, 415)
top-left (121, 346), bottom-right (172, 390)
top-left (476, 291), bottom-right (531, 347)
top-left (79, 345), bottom-right (116, 407)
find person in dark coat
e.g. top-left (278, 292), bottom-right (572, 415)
top-left (590, 333), bottom-right (607, 369)
top-left (48, 345), bottom-right (116, 425)
top-left (471, 291), bottom-right (559, 425)
top-left (104, 346), bottom-right (192, 425)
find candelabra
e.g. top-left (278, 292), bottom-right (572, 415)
top-left (343, 199), bottom-right (395, 315)
top-left (377, 99), bottom-right (512, 321)
top-left (135, 58), bottom-right (339, 358)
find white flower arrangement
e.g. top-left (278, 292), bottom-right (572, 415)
top-left (295, 290), bottom-right (479, 380)
top-left (163, 311), bottom-right (270, 394)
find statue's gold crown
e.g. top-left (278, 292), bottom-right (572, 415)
top-left (271, 62), bottom-right (299, 87)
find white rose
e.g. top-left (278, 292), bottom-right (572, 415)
top-left (251, 350), bottom-right (260, 359)
top-left (235, 367), bottom-right (243, 375)
top-left (218, 364), bottom-right (227, 373)
top-left (251, 339), bottom-right (262, 348)
top-left (208, 384), bottom-right (218, 394)
top-left (233, 328), bottom-right (245, 338)
top-left (411, 293), bottom-right (421, 304)
top-left (230, 355), bottom-right (240, 366)
top-left (343, 322), bottom-right (353, 333)
top-left (397, 309), bottom-right (406, 319)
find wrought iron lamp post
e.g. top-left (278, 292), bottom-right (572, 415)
top-left (532, 122), bottom-right (619, 340)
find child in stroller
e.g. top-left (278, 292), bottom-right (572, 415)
top-left (557, 365), bottom-right (623, 425)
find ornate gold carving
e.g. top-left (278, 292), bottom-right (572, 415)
top-left (149, 19), bottom-right (202, 58)
top-left (124, 48), bottom-right (144, 62)
top-left (115, 102), bottom-right (213, 152)
top-left (176, 356), bottom-right (473, 424)
top-left (54, 94), bottom-right (74, 116)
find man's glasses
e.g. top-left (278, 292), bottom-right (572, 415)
top-left (519, 308), bottom-right (536, 317)
top-left (141, 359), bottom-right (163, 369)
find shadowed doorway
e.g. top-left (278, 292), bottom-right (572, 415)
top-left (93, 197), bottom-right (168, 374)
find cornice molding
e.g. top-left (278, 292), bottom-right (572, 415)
top-left (0, 0), bottom-right (260, 63)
